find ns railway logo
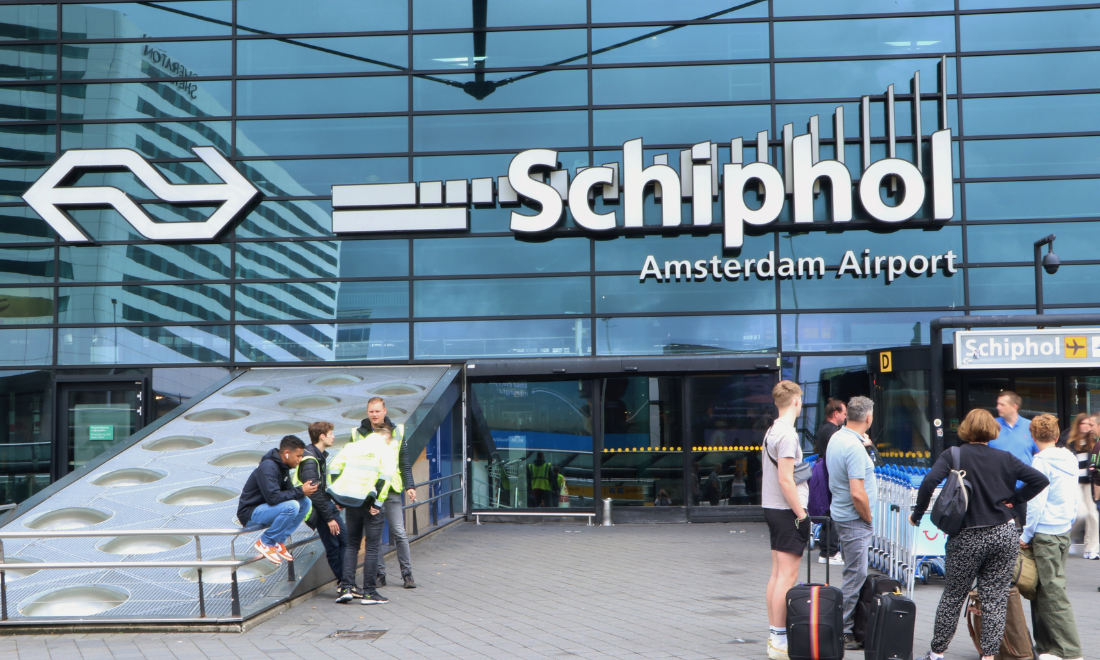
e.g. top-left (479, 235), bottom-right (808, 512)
top-left (23, 64), bottom-right (953, 247)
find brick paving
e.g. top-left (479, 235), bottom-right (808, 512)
top-left (0, 521), bottom-right (1097, 659)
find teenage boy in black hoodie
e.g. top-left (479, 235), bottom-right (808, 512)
top-left (298, 421), bottom-right (353, 593)
top-left (236, 435), bottom-right (317, 565)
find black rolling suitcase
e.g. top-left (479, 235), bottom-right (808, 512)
top-left (854, 575), bottom-right (902, 644)
top-left (863, 592), bottom-right (916, 660)
top-left (786, 517), bottom-right (845, 660)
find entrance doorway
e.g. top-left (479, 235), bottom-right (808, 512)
top-left (55, 380), bottom-right (145, 480)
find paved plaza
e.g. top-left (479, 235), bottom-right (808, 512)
top-left (0, 521), bottom-right (1097, 659)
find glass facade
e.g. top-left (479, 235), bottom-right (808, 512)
top-left (0, 2), bottom-right (1098, 506)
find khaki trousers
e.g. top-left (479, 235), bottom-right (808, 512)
top-left (1030, 532), bottom-right (1081, 660)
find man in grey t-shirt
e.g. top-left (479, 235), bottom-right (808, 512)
top-left (826, 396), bottom-right (878, 650)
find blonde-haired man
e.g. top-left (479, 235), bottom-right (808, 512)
top-left (763, 380), bottom-right (809, 660)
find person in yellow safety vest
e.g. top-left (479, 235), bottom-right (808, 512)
top-left (328, 427), bottom-right (392, 605)
top-left (291, 421), bottom-right (350, 595)
top-left (351, 396), bottom-right (417, 589)
top-left (557, 471), bottom-right (570, 508)
top-left (528, 451), bottom-right (555, 508)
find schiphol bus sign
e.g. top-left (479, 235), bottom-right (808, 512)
top-left (955, 328), bottom-right (1100, 370)
top-left (22, 60), bottom-right (954, 255)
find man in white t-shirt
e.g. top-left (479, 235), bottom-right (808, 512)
top-left (762, 380), bottom-right (809, 660)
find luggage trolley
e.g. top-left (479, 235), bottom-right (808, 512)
top-left (870, 465), bottom-right (947, 597)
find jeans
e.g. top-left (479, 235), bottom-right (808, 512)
top-left (834, 518), bottom-right (873, 634)
top-left (317, 511), bottom-right (348, 586)
top-left (342, 505), bottom-right (385, 592)
top-left (377, 491), bottom-right (412, 579)
top-left (1030, 532), bottom-right (1081, 659)
top-left (249, 497), bottom-right (311, 547)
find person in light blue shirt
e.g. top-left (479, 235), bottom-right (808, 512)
top-left (826, 396), bottom-right (878, 650)
top-left (991, 390), bottom-right (1038, 525)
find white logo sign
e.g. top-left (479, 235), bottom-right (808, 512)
top-left (956, 328), bottom-right (1100, 369)
top-left (23, 147), bottom-right (260, 242)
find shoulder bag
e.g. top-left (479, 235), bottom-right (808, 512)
top-left (764, 425), bottom-right (812, 485)
top-left (930, 446), bottom-right (971, 536)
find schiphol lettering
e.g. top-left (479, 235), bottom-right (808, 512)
top-left (964, 337), bottom-right (1062, 361)
top-left (639, 249), bottom-right (958, 283)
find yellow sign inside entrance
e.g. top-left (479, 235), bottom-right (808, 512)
top-left (879, 351), bottom-right (893, 372)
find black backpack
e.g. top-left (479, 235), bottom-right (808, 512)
top-left (931, 446), bottom-right (971, 536)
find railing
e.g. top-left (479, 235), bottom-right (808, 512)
top-left (0, 525), bottom-right (317, 621)
top-left (401, 473), bottom-right (463, 536)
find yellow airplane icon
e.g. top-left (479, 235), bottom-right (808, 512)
top-left (1065, 336), bottom-right (1087, 358)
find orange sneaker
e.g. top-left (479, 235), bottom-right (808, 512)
top-left (274, 543), bottom-right (294, 562)
top-left (254, 539), bottom-right (282, 565)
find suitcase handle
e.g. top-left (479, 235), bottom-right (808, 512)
top-left (807, 515), bottom-right (832, 585)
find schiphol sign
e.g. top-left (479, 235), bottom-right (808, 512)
top-left (22, 62), bottom-right (953, 254)
top-left (955, 328), bottom-right (1100, 369)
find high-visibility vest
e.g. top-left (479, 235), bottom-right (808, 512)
top-left (350, 424), bottom-right (405, 492)
top-left (328, 435), bottom-right (393, 508)
top-left (529, 462), bottom-right (552, 491)
top-left (286, 455), bottom-right (317, 520)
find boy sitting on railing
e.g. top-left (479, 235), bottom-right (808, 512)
top-left (236, 435), bottom-right (318, 565)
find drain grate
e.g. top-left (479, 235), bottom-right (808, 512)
top-left (328, 629), bottom-right (387, 641)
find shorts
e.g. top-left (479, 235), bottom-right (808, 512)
top-left (764, 507), bottom-right (810, 556)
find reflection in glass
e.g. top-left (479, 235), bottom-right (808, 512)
top-left (236, 37), bottom-right (407, 76)
top-left (61, 41), bottom-right (232, 80)
top-left (962, 52), bottom-right (1100, 94)
top-left (238, 0), bottom-right (407, 34)
top-left (416, 0), bottom-right (586, 29)
top-left (594, 64), bottom-right (770, 105)
top-left (775, 57), bottom-right (956, 99)
top-left (235, 200), bottom-right (333, 238)
top-left (965, 137), bottom-right (1100, 178)
top-left (0, 5), bottom-right (57, 39)
top-left (62, 81), bottom-right (233, 121)
top-left (415, 319), bottom-right (591, 359)
top-left (415, 277), bottom-right (590, 318)
top-left (595, 233), bottom-right (774, 272)
top-left (235, 241), bottom-right (341, 280)
top-left (241, 158), bottom-right (408, 196)
top-left (871, 369), bottom-right (931, 466)
top-left (0, 329), bottom-right (50, 366)
top-left (336, 240), bottom-right (409, 277)
top-left (0, 287), bottom-right (50, 324)
top-left (966, 180), bottom-right (1100, 221)
top-left (594, 105), bottom-right (771, 146)
top-left (962, 94), bottom-right (1100, 136)
top-left (237, 77), bottom-right (407, 116)
top-left (237, 117), bottom-right (407, 157)
top-left (58, 326), bottom-right (230, 364)
top-left (413, 30), bottom-right (586, 71)
top-left (961, 9), bottom-right (1100, 51)
top-left (0, 44), bottom-right (55, 81)
top-left (470, 379), bottom-right (594, 510)
top-left (775, 17), bottom-right (955, 58)
top-left (0, 124), bottom-right (53, 162)
top-left (791, 355), bottom-right (868, 442)
top-left (592, 23), bottom-right (768, 63)
top-left (0, 370), bottom-right (52, 504)
top-left (597, 315), bottom-right (776, 356)
top-left (59, 284), bottom-right (229, 324)
top-left (0, 246), bottom-right (55, 284)
top-left (414, 236), bottom-right (589, 275)
top-left (781, 271), bottom-right (964, 310)
top-left (61, 121), bottom-right (232, 154)
top-left (781, 311), bottom-right (961, 351)
top-left (773, 0), bottom-right (952, 15)
top-left (59, 243), bottom-right (232, 283)
top-left (414, 111), bottom-right (586, 152)
top-left (967, 222), bottom-right (1100, 263)
top-left (0, 207), bottom-right (52, 244)
top-left (597, 275), bottom-right (775, 313)
top-left (0, 84), bottom-right (55, 121)
top-left (65, 386), bottom-right (139, 473)
top-left (235, 281), bottom-right (409, 321)
top-left (413, 70), bottom-right (586, 111)
top-left (234, 323), bottom-right (410, 362)
top-left (63, 3), bottom-right (232, 39)
top-left (601, 377), bottom-right (684, 506)
top-left (593, 0), bottom-right (768, 22)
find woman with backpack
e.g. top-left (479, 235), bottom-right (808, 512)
top-left (909, 408), bottom-right (1049, 660)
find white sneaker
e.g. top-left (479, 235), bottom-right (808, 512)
top-left (767, 640), bottom-right (789, 660)
top-left (818, 553), bottom-right (844, 565)
top-left (1088, 553), bottom-right (1100, 561)
top-left (1038, 654), bottom-right (1065, 660)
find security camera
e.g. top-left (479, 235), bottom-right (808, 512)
top-left (1042, 251), bottom-right (1060, 275)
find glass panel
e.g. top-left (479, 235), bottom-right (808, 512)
top-left (781, 311), bottom-right (961, 351)
top-left (775, 17), bottom-right (955, 58)
top-left (59, 243), bottom-right (232, 282)
top-left (593, 64), bottom-right (770, 105)
top-left (966, 180), bottom-right (1100, 221)
top-left (413, 30), bottom-right (586, 71)
top-left (595, 233), bottom-right (774, 271)
top-left (773, 0), bottom-right (952, 15)
top-left (239, 158), bottom-right (408, 196)
top-left (601, 376), bottom-right (684, 507)
top-left (0, 44), bottom-right (55, 81)
top-left (781, 268), bottom-right (963, 310)
top-left (968, 222), bottom-right (1100, 263)
top-left (962, 94), bottom-right (1100, 136)
top-left (151, 366), bottom-right (230, 419)
top-left (235, 281), bottom-right (408, 321)
top-left (238, 0), bottom-right (407, 34)
top-left (235, 200), bottom-right (333, 239)
top-left (688, 373), bottom-right (777, 507)
top-left (1015, 376), bottom-right (1057, 419)
top-left (597, 274), bottom-right (775, 313)
top-left (61, 120), bottom-right (232, 154)
top-left (962, 0), bottom-right (1097, 7)
top-left (0, 246), bottom-right (54, 284)
top-left (592, 23), bottom-right (769, 64)
top-left (415, 0), bottom-right (587, 29)
top-left (0, 5), bottom-right (56, 41)
top-left (58, 326), bottom-right (231, 364)
top-left (775, 58), bottom-right (957, 100)
top-left (0, 329), bottom-right (50, 365)
top-left (414, 153), bottom-right (516, 182)
top-left (469, 379), bottom-right (594, 510)
top-left (61, 41), bottom-right (232, 80)
top-left (334, 323), bottom-right (409, 361)
top-left (413, 70), bottom-right (587, 111)
top-left (0, 207), bottom-right (52, 243)
top-left (236, 322), bottom-right (409, 362)
top-left (962, 52), bottom-right (1100, 94)
top-left (237, 77), bottom-right (407, 116)
top-left (965, 376), bottom-right (1011, 416)
top-left (235, 241), bottom-right (341, 280)
top-left (792, 355), bottom-right (869, 445)
top-left (415, 277), bottom-right (590, 317)
top-left (336, 239), bottom-right (409, 278)
top-left (0, 166), bottom-right (48, 201)
top-left (592, 0), bottom-right (768, 22)
top-left (58, 284), bottom-right (229, 323)
top-left (62, 81), bottom-right (232, 120)
top-left (777, 99), bottom-right (957, 139)
top-left (967, 267), bottom-right (1033, 307)
top-left (413, 111), bottom-right (586, 152)
top-left (0, 84), bottom-right (55, 121)
top-left (594, 105), bottom-right (771, 146)
top-left (597, 315), bottom-right (776, 356)
top-left (63, 2), bottom-right (232, 39)
top-left (871, 369), bottom-right (931, 465)
top-left (965, 137), bottom-right (1100, 178)
top-left (414, 237), bottom-right (589, 275)
top-left (0, 370), bottom-right (52, 504)
top-left (1067, 375), bottom-right (1100, 417)
top-left (0, 123), bottom-right (54, 162)
top-left (961, 9), bottom-right (1100, 51)
top-left (67, 388), bottom-right (138, 473)
top-left (236, 117), bottom-right (407, 157)
top-left (415, 318), bottom-right (591, 359)
top-left (236, 37), bottom-right (407, 76)
top-left (0, 287), bottom-right (51, 324)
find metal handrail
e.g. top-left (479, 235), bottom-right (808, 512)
top-left (407, 473), bottom-right (461, 489)
top-left (402, 485), bottom-right (463, 535)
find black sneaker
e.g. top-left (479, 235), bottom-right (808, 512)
top-left (335, 587), bottom-right (357, 603)
top-left (377, 574), bottom-right (386, 587)
top-left (403, 573), bottom-right (416, 589)
top-left (360, 590), bottom-right (389, 605)
top-left (843, 633), bottom-right (863, 650)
